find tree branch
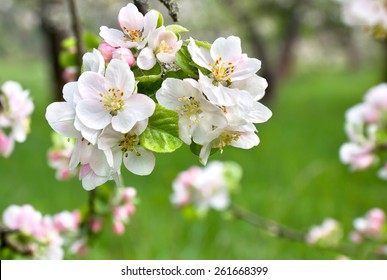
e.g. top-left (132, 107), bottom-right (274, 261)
top-left (0, 225), bottom-right (34, 256)
top-left (86, 189), bottom-right (97, 237)
top-left (158, 0), bottom-right (179, 22)
top-left (134, 0), bottom-right (150, 15)
top-left (68, 0), bottom-right (84, 78)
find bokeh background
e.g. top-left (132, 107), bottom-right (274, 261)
top-left (1, 0), bottom-right (387, 259)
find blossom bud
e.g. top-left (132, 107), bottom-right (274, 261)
top-left (0, 132), bottom-right (14, 157)
top-left (112, 48), bottom-right (135, 66)
top-left (121, 187), bottom-right (136, 202)
top-left (90, 219), bottom-right (103, 233)
top-left (113, 221), bottom-right (125, 235)
top-left (98, 41), bottom-right (116, 62)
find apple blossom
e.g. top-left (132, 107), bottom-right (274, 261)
top-left (137, 26), bottom-right (182, 70)
top-left (0, 131), bottom-right (14, 157)
top-left (99, 3), bottom-right (158, 49)
top-left (306, 218), bottom-right (343, 247)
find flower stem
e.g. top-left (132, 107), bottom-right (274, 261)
top-left (86, 189), bottom-right (96, 237)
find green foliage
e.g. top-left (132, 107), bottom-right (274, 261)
top-left (139, 104), bottom-right (183, 153)
top-left (132, 63), bottom-right (163, 83)
top-left (83, 33), bottom-right (100, 49)
top-left (166, 24), bottom-right (189, 38)
top-left (156, 11), bottom-right (164, 28)
top-left (190, 142), bottom-right (219, 157)
top-left (59, 52), bottom-right (77, 68)
top-left (175, 46), bottom-right (199, 79)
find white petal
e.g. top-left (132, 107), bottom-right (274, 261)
top-left (211, 36), bottom-right (242, 62)
top-left (46, 102), bottom-right (79, 138)
top-left (82, 49), bottom-right (105, 75)
top-left (62, 82), bottom-right (78, 103)
top-left (76, 100), bottom-right (111, 130)
top-left (178, 119), bottom-right (193, 145)
top-left (156, 78), bottom-right (199, 110)
top-left (231, 131), bottom-right (260, 149)
top-left (89, 148), bottom-right (112, 177)
top-left (231, 75), bottom-right (267, 101)
top-left (99, 26), bottom-right (126, 48)
top-left (82, 170), bottom-right (109, 191)
top-left (119, 3), bottom-right (144, 32)
top-left (137, 47), bottom-right (157, 70)
top-left (187, 37), bottom-right (212, 70)
top-left (78, 72), bottom-right (106, 100)
top-left (123, 147), bottom-right (155, 175)
top-left (199, 72), bottom-right (237, 106)
top-left (229, 56), bottom-right (261, 81)
top-left (156, 52), bottom-right (175, 64)
top-left (74, 116), bottom-right (101, 145)
top-left (199, 143), bottom-right (212, 165)
top-left (143, 10), bottom-right (159, 37)
top-left (105, 59), bottom-right (135, 96)
top-left (131, 119), bottom-right (149, 135)
top-left (98, 125), bottom-right (122, 150)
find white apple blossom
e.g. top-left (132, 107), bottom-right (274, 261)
top-left (137, 26), bottom-right (183, 70)
top-left (0, 81), bottom-right (33, 156)
top-left (76, 59), bottom-right (155, 134)
top-left (188, 36), bottom-right (263, 106)
top-left (306, 218), bottom-right (342, 246)
top-left (156, 78), bottom-right (227, 145)
top-left (97, 121), bottom-right (156, 176)
top-left (99, 3), bottom-right (158, 49)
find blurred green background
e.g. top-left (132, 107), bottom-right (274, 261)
top-left (1, 0), bottom-right (387, 259)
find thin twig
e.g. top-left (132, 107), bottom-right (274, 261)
top-left (0, 224), bottom-right (34, 256)
top-left (230, 204), bottom-right (305, 241)
top-left (68, 0), bottom-right (84, 77)
top-left (87, 189), bottom-right (97, 237)
top-left (158, 0), bottom-right (179, 22)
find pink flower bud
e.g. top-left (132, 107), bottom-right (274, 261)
top-left (90, 219), bottom-right (103, 233)
top-left (349, 231), bottom-right (363, 243)
top-left (122, 187), bottom-right (136, 202)
top-left (113, 221), bottom-right (125, 235)
top-left (125, 203), bottom-right (136, 216)
top-left (58, 168), bottom-right (71, 180)
top-left (62, 67), bottom-right (77, 82)
top-left (178, 167), bottom-right (202, 187)
top-left (98, 41), bottom-right (116, 62)
top-left (0, 132), bottom-right (14, 157)
top-left (112, 48), bottom-right (135, 66)
top-left (368, 208), bottom-right (385, 224)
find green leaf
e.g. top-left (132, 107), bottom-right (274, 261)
top-left (163, 70), bottom-right (190, 80)
top-left (132, 63), bottom-right (162, 83)
top-left (185, 39), bottom-right (212, 49)
top-left (137, 79), bottom-right (163, 99)
top-left (175, 46), bottom-right (199, 79)
top-left (59, 51), bottom-right (77, 68)
top-left (83, 32), bottom-right (100, 49)
top-left (190, 142), bottom-right (219, 157)
top-left (139, 104), bottom-right (183, 153)
top-left (156, 11), bottom-right (164, 28)
top-left (166, 24), bottom-right (189, 35)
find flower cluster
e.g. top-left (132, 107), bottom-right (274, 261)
top-left (339, 83), bottom-right (387, 178)
top-left (48, 133), bottom-right (77, 180)
top-left (341, 0), bottom-right (387, 39)
top-left (306, 218), bottom-right (343, 247)
top-left (0, 81), bottom-right (34, 157)
top-left (350, 208), bottom-right (386, 243)
top-left (157, 36), bottom-right (272, 164)
top-left (2, 205), bottom-right (80, 259)
top-left (46, 2), bottom-right (271, 191)
top-left (112, 187), bottom-right (137, 235)
top-left (171, 161), bottom-right (242, 215)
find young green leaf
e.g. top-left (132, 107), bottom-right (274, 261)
top-left (139, 104), bottom-right (183, 153)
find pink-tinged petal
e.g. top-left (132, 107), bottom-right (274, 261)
top-left (231, 75), bottom-right (267, 101)
top-left (119, 3), bottom-right (144, 32)
top-left (211, 36), bottom-right (242, 62)
top-left (156, 52), bottom-right (176, 64)
top-left (62, 82), bottom-right (78, 103)
top-left (231, 131), bottom-right (260, 149)
top-left (81, 169), bottom-right (109, 191)
top-left (112, 48), bottom-right (135, 66)
top-left (187, 37), bottom-right (212, 70)
top-left (78, 71), bottom-right (106, 100)
top-left (99, 26), bottom-right (126, 48)
top-left (0, 133), bottom-right (14, 157)
top-left (89, 148), bottom-right (112, 177)
top-left (143, 10), bottom-right (159, 37)
top-left (229, 56), bottom-right (262, 81)
top-left (123, 147), bottom-right (155, 175)
top-left (105, 59), bottom-right (135, 96)
top-left (76, 100), bottom-right (111, 130)
top-left (137, 47), bottom-right (157, 70)
top-left (74, 116), bottom-right (100, 145)
top-left (98, 41), bottom-right (116, 62)
top-left (157, 30), bottom-right (178, 47)
top-left (46, 102), bottom-right (79, 138)
top-left (82, 49), bottom-right (105, 75)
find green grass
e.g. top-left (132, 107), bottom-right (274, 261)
top-left (0, 58), bottom-right (386, 259)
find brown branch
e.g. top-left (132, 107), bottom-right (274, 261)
top-left (134, 0), bottom-right (150, 15)
top-left (158, 0), bottom-right (179, 22)
top-left (68, 0), bottom-right (84, 78)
